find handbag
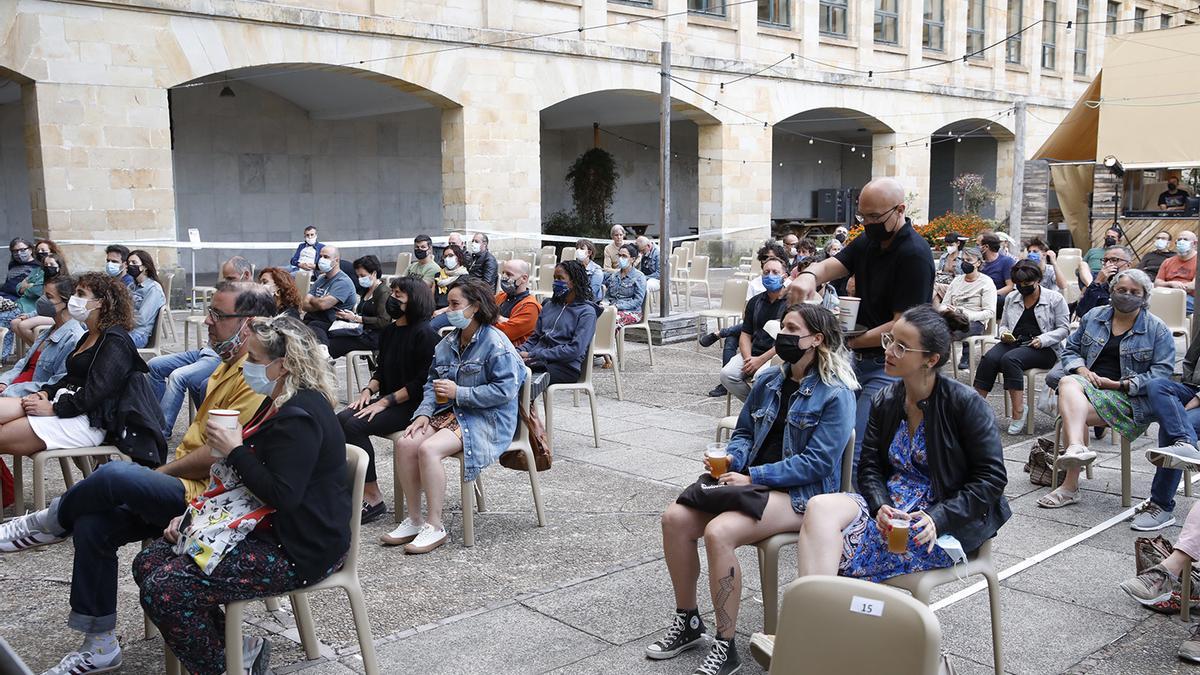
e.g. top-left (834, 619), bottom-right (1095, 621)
top-left (1035, 383), bottom-right (1058, 417)
top-left (500, 400), bottom-right (552, 471)
top-left (676, 474), bottom-right (771, 520)
top-left (1134, 535), bottom-right (1200, 613)
top-left (1023, 437), bottom-right (1065, 487)
top-left (327, 320), bottom-right (363, 337)
top-left (173, 460), bottom-right (275, 575)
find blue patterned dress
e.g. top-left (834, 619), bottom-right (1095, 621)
top-left (838, 419), bottom-right (953, 583)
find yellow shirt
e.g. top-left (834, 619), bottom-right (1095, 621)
top-left (175, 355), bottom-right (266, 501)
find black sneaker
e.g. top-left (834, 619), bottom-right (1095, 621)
top-left (707, 384), bottom-right (729, 398)
top-left (699, 332), bottom-right (720, 348)
top-left (645, 610), bottom-right (707, 660)
top-left (694, 637), bottom-right (741, 675)
top-left (360, 500), bottom-right (387, 525)
top-left (1093, 426), bottom-right (1106, 440)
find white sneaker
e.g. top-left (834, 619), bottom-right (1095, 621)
top-left (1057, 444), bottom-right (1097, 469)
top-left (42, 649), bottom-right (122, 675)
top-left (0, 510), bottom-right (66, 553)
top-left (403, 523), bottom-right (448, 554)
top-left (379, 518), bottom-right (422, 546)
top-left (1148, 442), bottom-right (1200, 471)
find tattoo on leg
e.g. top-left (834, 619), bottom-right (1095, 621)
top-left (715, 566), bottom-right (736, 636)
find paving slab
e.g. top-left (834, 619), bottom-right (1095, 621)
top-left (1000, 543), bottom-right (1146, 620)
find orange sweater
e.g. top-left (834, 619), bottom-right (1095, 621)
top-left (495, 291), bottom-right (541, 347)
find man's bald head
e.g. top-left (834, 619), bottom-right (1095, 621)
top-left (856, 178), bottom-right (908, 241)
top-left (501, 258), bottom-right (531, 293)
top-left (860, 177), bottom-right (906, 207)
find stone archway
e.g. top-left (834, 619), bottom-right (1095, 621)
top-left (927, 118), bottom-right (1015, 220)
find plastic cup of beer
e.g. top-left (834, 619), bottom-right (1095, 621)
top-left (886, 518), bottom-right (910, 554)
top-left (208, 409), bottom-right (239, 457)
top-left (434, 380), bottom-right (450, 405)
top-left (705, 443), bottom-right (730, 479)
top-left (838, 296), bottom-right (861, 332)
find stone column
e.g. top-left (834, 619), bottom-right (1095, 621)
top-left (484, 0), bottom-right (515, 31)
top-left (697, 123), bottom-right (772, 265)
top-left (994, 136), bottom-right (1016, 226)
top-left (26, 81), bottom-right (176, 269)
top-left (580, 0), bottom-right (605, 41)
top-left (799, 0), bottom-right (819, 60)
top-left (736, 0), bottom-right (758, 59)
top-left (906, 0), bottom-right (924, 68)
top-left (883, 139), bottom-right (930, 222)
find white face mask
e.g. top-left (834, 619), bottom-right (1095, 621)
top-left (304, 235), bottom-right (317, 245)
top-left (937, 534), bottom-right (969, 581)
top-left (443, 256), bottom-right (458, 270)
top-left (68, 295), bottom-right (93, 322)
top-left (469, 241), bottom-right (482, 254)
top-left (575, 249), bottom-right (590, 263)
top-left (1155, 238), bottom-right (1170, 250)
top-left (317, 258), bottom-right (334, 273)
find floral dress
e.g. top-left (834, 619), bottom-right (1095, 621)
top-left (838, 419), bottom-right (953, 583)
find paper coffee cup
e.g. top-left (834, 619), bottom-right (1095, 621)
top-left (838, 296), bottom-right (861, 332)
top-left (209, 409), bottom-right (240, 430)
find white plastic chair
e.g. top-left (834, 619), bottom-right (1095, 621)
top-left (696, 278), bottom-right (750, 346)
top-left (1150, 287), bottom-right (1191, 349)
top-left (754, 432), bottom-right (854, 634)
top-left (592, 306), bottom-right (621, 400)
top-left (174, 444), bottom-right (380, 675)
top-left (734, 256), bottom-right (762, 281)
top-left (677, 255), bottom-right (711, 309)
top-left (1056, 254), bottom-right (1082, 305)
top-left (4, 446), bottom-right (131, 513)
top-left (539, 245), bottom-right (555, 258)
top-left (560, 246), bottom-right (576, 263)
top-left (531, 263), bottom-right (556, 302)
top-left (1058, 247), bottom-right (1083, 258)
top-left (137, 307), bottom-right (173, 361)
top-left (544, 316), bottom-right (601, 448)
top-left (949, 316), bottom-right (996, 386)
top-left (617, 293), bottom-right (654, 369)
top-left (767, 576), bottom-right (942, 675)
top-left (394, 251), bottom-right (412, 277)
top-left (342, 350), bottom-right (374, 403)
top-left (293, 269), bottom-right (312, 297)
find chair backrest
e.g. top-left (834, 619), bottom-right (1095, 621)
top-left (540, 253), bottom-right (558, 267)
top-left (593, 305), bottom-right (617, 354)
top-left (840, 431), bottom-right (855, 492)
top-left (668, 254), bottom-right (681, 279)
top-left (438, 325), bottom-right (454, 337)
top-left (1150, 287), bottom-right (1188, 329)
top-left (540, 245), bottom-right (555, 257)
top-left (520, 252), bottom-right (538, 275)
top-left (537, 264), bottom-right (556, 293)
top-left (145, 307), bottom-right (169, 350)
top-left (293, 269), bottom-right (312, 297)
top-left (161, 271), bottom-right (174, 308)
top-left (691, 255), bottom-right (709, 280)
top-left (342, 444), bottom-right (369, 571)
top-left (1058, 247), bottom-right (1083, 258)
top-left (394, 251), bottom-right (412, 277)
top-left (560, 246), bottom-right (576, 263)
top-left (769, 576), bottom-right (941, 675)
top-left (750, 257), bottom-right (763, 276)
top-left (513, 366), bottom-right (532, 444)
top-left (719, 278), bottom-right (751, 314)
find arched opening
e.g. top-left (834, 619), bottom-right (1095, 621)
top-left (0, 68), bottom-right (34, 241)
top-left (927, 119), bottom-right (1015, 220)
top-left (170, 64), bottom-right (457, 272)
top-left (771, 108), bottom-right (893, 226)
top-left (539, 90), bottom-right (717, 238)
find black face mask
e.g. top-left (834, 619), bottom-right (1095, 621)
top-left (500, 279), bottom-right (519, 296)
top-left (835, 233), bottom-right (847, 243)
top-left (35, 251), bottom-right (48, 261)
top-left (414, 248), bottom-right (429, 260)
top-left (864, 220), bottom-right (894, 243)
top-left (961, 262), bottom-right (976, 275)
top-left (127, 264), bottom-right (142, 279)
top-left (43, 265), bottom-right (59, 279)
top-left (386, 297), bottom-right (405, 319)
top-left (1017, 284), bottom-right (1037, 297)
top-left (774, 333), bottom-right (809, 364)
top-left (1104, 236), bottom-right (1117, 247)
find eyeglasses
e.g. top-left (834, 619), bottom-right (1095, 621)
top-left (881, 332), bottom-right (930, 359)
top-left (207, 308), bottom-right (257, 322)
top-left (1101, 257), bottom-right (1130, 265)
top-left (854, 204), bottom-right (902, 225)
top-left (11, 247), bottom-right (28, 253)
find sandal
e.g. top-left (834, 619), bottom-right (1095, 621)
top-left (1037, 487), bottom-right (1080, 509)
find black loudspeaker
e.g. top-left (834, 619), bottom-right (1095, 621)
top-left (1046, 229), bottom-right (1074, 252)
top-left (814, 189), bottom-right (842, 222)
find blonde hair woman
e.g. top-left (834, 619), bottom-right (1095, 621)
top-left (648, 303), bottom-right (857, 674)
top-left (134, 315), bottom-right (350, 675)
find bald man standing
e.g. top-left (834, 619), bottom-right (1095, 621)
top-left (495, 259), bottom-right (540, 347)
top-left (789, 177), bottom-right (934, 460)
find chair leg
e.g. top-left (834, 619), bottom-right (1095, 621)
top-left (60, 458), bottom-right (76, 488)
top-left (760, 544), bottom-right (780, 634)
top-left (612, 358), bottom-right (623, 401)
top-left (587, 389), bottom-right (599, 448)
top-left (1026, 374), bottom-right (1036, 435)
top-left (462, 476), bottom-right (476, 548)
top-left (646, 326), bottom-right (654, 366)
top-left (1121, 436), bottom-right (1132, 508)
top-left (12, 455), bottom-right (23, 512)
top-left (543, 390), bottom-right (554, 448)
top-left (164, 650), bottom-right (182, 675)
top-left (524, 447), bottom-right (547, 527)
top-left (474, 474), bottom-right (487, 513)
top-left (144, 611), bottom-right (159, 640)
top-left (291, 592), bottom-right (321, 660)
top-left (224, 601), bottom-right (246, 675)
top-left (264, 597), bottom-right (282, 612)
top-left (1183, 561), bottom-right (1193, 623)
top-left (32, 453), bottom-right (47, 512)
top-left (985, 570), bottom-right (1005, 675)
top-left (345, 584), bottom-right (381, 675)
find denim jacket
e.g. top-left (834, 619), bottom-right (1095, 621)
top-left (0, 319), bottom-right (85, 397)
top-left (726, 365), bottom-right (856, 512)
top-left (414, 324), bottom-right (526, 481)
top-left (998, 285), bottom-right (1071, 353)
top-left (1060, 305), bottom-right (1175, 424)
top-left (130, 278), bottom-right (166, 348)
top-left (603, 268), bottom-right (646, 312)
top-left (638, 245), bottom-right (661, 280)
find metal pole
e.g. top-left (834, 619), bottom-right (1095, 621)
top-left (659, 40), bottom-right (671, 318)
top-left (1009, 100), bottom-right (1026, 241)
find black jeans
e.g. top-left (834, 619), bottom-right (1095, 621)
top-left (328, 330), bottom-right (380, 360)
top-left (50, 461), bottom-right (187, 633)
top-left (534, 360), bottom-right (581, 386)
top-left (337, 399), bottom-right (417, 484)
top-left (305, 317), bottom-right (334, 345)
top-left (973, 342), bottom-right (1057, 392)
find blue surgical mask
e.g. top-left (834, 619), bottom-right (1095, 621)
top-left (552, 280), bottom-right (570, 299)
top-left (242, 359), bottom-right (278, 396)
top-left (618, 257), bottom-right (630, 270)
top-left (1026, 252), bottom-right (1041, 264)
top-left (761, 273), bottom-right (784, 292)
top-left (1180, 240), bottom-right (1194, 255)
top-left (937, 534), bottom-right (969, 581)
top-left (105, 261), bottom-right (122, 277)
top-left (446, 308), bottom-right (473, 329)
top-left (318, 258), bottom-right (334, 273)
top-left (358, 275), bottom-right (372, 289)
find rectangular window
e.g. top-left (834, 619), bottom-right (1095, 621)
top-left (1075, 4), bottom-right (1089, 75)
top-left (1161, 13), bottom-right (1171, 28)
top-left (1042, 1), bottom-right (1057, 70)
top-left (1107, 2), bottom-right (1120, 34)
top-left (1134, 7), bottom-right (1146, 31)
top-left (1006, 0), bottom-right (1023, 64)
top-left (923, 0), bottom-right (945, 50)
top-left (820, 0), bottom-right (848, 36)
top-left (688, 0), bottom-right (725, 16)
top-left (967, 0), bottom-right (986, 56)
top-left (758, 0), bottom-right (790, 26)
top-left (875, 0), bottom-right (900, 44)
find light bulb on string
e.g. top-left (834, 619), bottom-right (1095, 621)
top-left (817, 159), bottom-right (822, 164)
top-left (850, 146), bottom-right (856, 153)
top-left (808, 139), bottom-right (813, 145)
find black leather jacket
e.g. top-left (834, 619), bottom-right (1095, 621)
top-left (859, 374), bottom-right (1010, 554)
top-left (468, 251), bottom-right (498, 288)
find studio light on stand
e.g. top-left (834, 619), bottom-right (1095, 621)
top-left (1103, 155), bottom-right (1125, 237)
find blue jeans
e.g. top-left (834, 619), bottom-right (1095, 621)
top-left (149, 348), bottom-right (220, 436)
top-left (47, 461), bottom-right (187, 633)
top-left (720, 323), bottom-right (742, 366)
top-left (1145, 378), bottom-right (1200, 512)
top-left (852, 351), bottom-right (899, 463)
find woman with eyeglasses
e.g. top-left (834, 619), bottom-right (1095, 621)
top-left (794, 305), bottom-right (1009, 586)
top-left (0, 238), bottom-right (39, 360)
top-left (973, 260), bottom-right (1070, 435)
top-left (10, 242), bottom-right (68, 346)
top-left (1037, 269), bottom-right (1175, 509)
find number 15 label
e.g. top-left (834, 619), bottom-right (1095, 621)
top-left (850, 596), bottom-right (884, 617)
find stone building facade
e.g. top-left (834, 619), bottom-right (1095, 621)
top-left (0, 0), bottom-right (1195, 270)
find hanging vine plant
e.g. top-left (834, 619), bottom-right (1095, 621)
top-left (565, 147), bottom-right (619, 233)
